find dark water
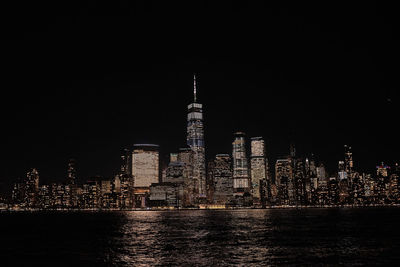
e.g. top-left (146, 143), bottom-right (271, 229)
top-left (1, 208), bottom-right (400, 266)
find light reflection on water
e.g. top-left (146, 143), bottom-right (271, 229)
top-left (105, 208), bottom-right (400, 266)
top-left (1, 208), bottom-right (400, 266)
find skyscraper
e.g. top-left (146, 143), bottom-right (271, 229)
top-left (344, 145), bottom-right (354, 176)
top-left (250, 137), bottom-right (266, 203)
top-left (275, 158), bottom-right (293, 205)
top-left (67, 159), bottom-right (76, 185)
top-left (233, 132), bottom-right (250, 194)
top-left (288, 144), bottom-right (297, 205)
top-left (66, 159), bottom-right (78, 207)
top-left (177, 147), bottom-right (194, 206)
top-left (187, 75), bottom-right (206, 198)
top-left (210, 154), bottom-right (233, 205)
top-left (338, 160), bottom-right (347, 180)
top-left (316, 163), bottom-right (327, 181)
top-left (132, 144), bottom-right (160, 187)
top-left (120, 148), bottom-right (131, 176)
top-left (294, 158), bottom-right (308, 205)
top-left (25, 168), bottom-right (39, 207)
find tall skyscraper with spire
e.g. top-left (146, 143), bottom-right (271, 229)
top-left (187, 74), bottom-right (206, 199)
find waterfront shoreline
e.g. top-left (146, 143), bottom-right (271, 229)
top-left (2, 204), bottom-right (400, 212)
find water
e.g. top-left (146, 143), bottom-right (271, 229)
top-left (1, 208), bottom-right (400, 266)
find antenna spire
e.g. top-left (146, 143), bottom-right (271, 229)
top-left (193, 74), bottom-right (197, 103)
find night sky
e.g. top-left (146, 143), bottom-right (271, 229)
top-left (1, 1), bottom-right (399, 192)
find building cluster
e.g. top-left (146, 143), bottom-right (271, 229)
top-left (2, 76), bottom-right (400, 210)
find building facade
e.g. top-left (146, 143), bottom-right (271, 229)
top-left (25, 168), bottom-right (39, 207)
top-left (132, 144), bottom-right (160, 187)
top-left (187, 75), bottom-right (206, 199)
top-left (250, 137), bottom-right (266, 203)
top-left (211, 154), bottom-right (233, 205)
top-left (275, 158), bottom-right (293, 205)
top-left (232, 132), bottom-right (250, 194)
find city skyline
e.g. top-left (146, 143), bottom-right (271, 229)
top-left (2, 2), bottom-right (399, 191)
top-left (2, 3), bottom-right (400, 266)
top-left (2, 74), bottom-right (399, 210)
top-left (0, 72), bottom-right (399, 192)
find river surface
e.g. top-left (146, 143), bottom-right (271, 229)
top-left (1, 208), bottom-right (400, 266)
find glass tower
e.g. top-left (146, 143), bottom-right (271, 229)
top-left (187, 75), bottom-right (206, 198)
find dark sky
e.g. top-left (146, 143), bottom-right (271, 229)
top-left (1, 1), bottom-right (399, 191)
